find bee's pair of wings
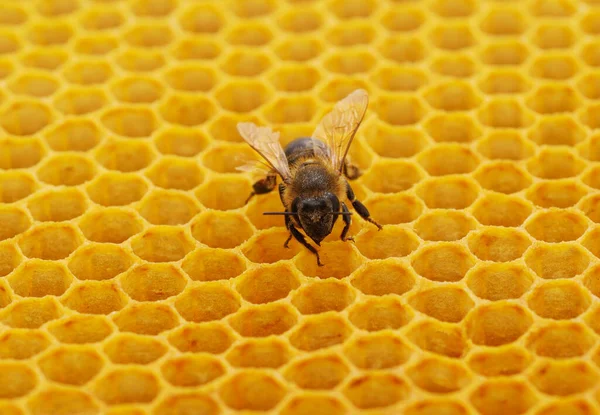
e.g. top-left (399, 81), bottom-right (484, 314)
top-left (236, 89), bottom-right (368, 183)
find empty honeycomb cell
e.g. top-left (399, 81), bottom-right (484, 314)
top-left (467, 263), bottom-right (534, 301)
top-left (527, 322), bottom-right (595, 358)
top-left (48, 315), bottom-right (112, 344)
top-left (63, 59), bottom-right (113, 85)
top-left (362, 194), bottom-right (422, 227)
top-left (361, 159), bottom-right (423, 193)
top-left (78, 207), bottom-right (143, 243)
top-left (169, 322), bottom-right (233, 354)
top-left (343, 373), bottom-right (409, 410)
top-left (0, 363), bottom-right (37, 398)
top-left (408, 357), bottom-right (471, 394)
top-left (286, 354), bottom-right (349, 389)
top-left (356, 227), bottom-right (419, 261)
top-left (582, 41), bottom-right (600, 67)
top-left (473, 193), bottom-right (533, 227)
top-left (530, 0), bottom-right (576, 16)
top-left (531, 116), bottom-right (586, 147)
top-left (326, 22), bottom-right (377, 47)
top-left (371, 67), bottom-right (428, 94)
top-left (37, 154), bottom-right (96, 187)
top-left (54, 87), bottom-right (108, 115)
top-left (153, 393), bottom-right (219, 415)
top-left (479, 99), bottom-right (534, 128)
top-left (531, 54), bottom-right (578, 81)
top-left (220, 371), bottom-right (286, 411)
top-left (321, 80), bottom-right (372, 105)
top-left (430, 24), bottom-right (476, 51)
top-left (202, 143), bottom-right (256, 173)
top-left (528, 280), bottom-right (591, 319)
top-left (530, 361), bottom-right (598, 396)
top-left (0, 30), bottom-right (20, 54)
top-left (474, 162), bottom-right (532, 194)
top-left (348, 297), bottom-right (413, 332)
top-left (139, 189), bottom-right (199, 226)
top-left (417, 176), bottom-right (480, 209)
top-left (164, 65), bottom-right (216, 93)
top-left (87, 172), bottom-right (148, 207)
top-left (161, 94), bottom-right (218, 125)
top-left (80, 7), bottom-right (124, 31)
top-left (0, 329), bottom-right (50, 360)
top-left (110, 76), bottom-right (164, 104)
top-left (62, 281), bottom-right (127, 314)
top-left (182, 248), bottom-right (244, 282)
top-left (227, 22), bottom-right (273, 46)
top-left (102, 108), bottom-right (158, 138)
top-left (0, 139), bottom-right (45, 169)
top-left (46, 119), bottom-right (101, 153)
top-left (432, 54), bottom-right (478, 78)
top-left (237, 263), bottom-right (300, 304)
top-left (113, 303), bottom-right (178, 335)
top-left (479, 69), bottom-right (531, 94)
top-left (481, 41), bottom-right (529, 66)
top-left (582, 10), bottom-right (600, 35)
top-left (175, 283), bottom-right (240, 323)
top-left (0, 280), bottom-right (11, 308)
top-left (8, 72), bottom-right (59, 97)
top-left (281, 395), bottom-right (347, 415)
top-left (379, 36), bottom-right (426, 63)
top-left (21, 48), bottom-right (67, 71)
top-left (232, 0), bottom-right (276, 17)
top-left (231, 302), bottom-right (297, 337)
top-left (292, 279), bottom-right (355, 315)
top-left (95, 369), bottom-right (159, 405)
top-left (125, 23), bottom-right (172, 48)
top-left (161, 355), bottom-right (225, 387)
top-left (468, 228), bottom-right (531, 262)
top-left (480, 7), bottom-right (527, 35)
top-left (351, 260), bottom-right (415, 296)
top-left (278, 7), bottom-right (322, 33)
top-left (374, 94), bottom-right (425, 126)
top-left (409, 286), bottom-right (474, 323)
top-left (0, 4), bottom-right (26, 25)
top-left (329, 0), bottom-right (376, 18)
top-left (19, 223), bottom-right (82, 260)
top-left (264, 96), bottom-right (318, 124)
top-left (580, 194), bottom-right (600, 223)
top-left (0, 241), bottom-right (21, 277)
top-left (424, 113), bottom-right (481, 143)
top-left (470, 380), bottom-right (538, 415)
top-left (68, 244), bottom-right (133, 282)
top-left (288, 313), bottom-right (352, 350)
top-left (1, 297), bottom-right (62, 329)
top-left (227, 338), bottom-right (291, 368)
top-left (425, 82), bottom-right (482, 111)
top-left (73, 34), bottom-right (118, 56)
top-left (195, 176), bottom-right (250, 211)
top-left (0, 206), bottom-right (30, 241)
top-left (27, 388), bottom-right (99, 415)
top-left (27, 21), bottom-right (72, 46)
top-left (533, 23), bottom-right (576, 50)
top-left (345, 332), bottom-right (412, 370)
top-left (578, 71), bottom-right (600, 100)
top-left (295, 241), bottom-right (363, 279)
top-left (583, 166), bottom-right (600, 189)
top-left (526, 210), bottom-right (588, 242)
top-left (583, 264), bottom-right (600, 297)
top-left (191, 211), bottom-right (254, 249)
top-left (527, 85), bottom-right (582, 114)
top-left (581, 103), bottom-right (600, 129)
top-left (407, 400), bottom-right (472, 415)
top-left (8, 260), bottom-right (72, 297)
top-left (1, 100), bottom-right (52, 136)
top-left (418, 145), bottom-right (479, 176)
top-left (431, 0), bottom-right (475, 17)
top-left (104, 334), bottom-right (167, 364)
top-left (241, 228), bottom-right (301, 264)
top-left (583, 227), bottom-right (600, 258)
top-left (154, 127), bottom-right (208, 157)
top-left (115, 49), bottom-right (165, 72)
top-left (536, 400), bottom-right (598, 415)
top-left (121, 263), bottom-right (187, 301)
top-left (468, 346), bottom-right (532, 377)
top-left (414, 211), bottom-right (477, 241)
top-left (408, 320), bottom-right (467, 358)
top-left (130, 228), bottom-right (194, 263)
top-left (466, 303), bottom-right (533, 346)
top-left (528, 181), bottom-right (587, 209)
top-left (268, 66), bottom-right (321, 95)
top-left (381, 7), bottom-right (424, 32)
top-left (38, 346), bottom-right (103, 386)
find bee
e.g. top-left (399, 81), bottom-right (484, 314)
top-left (237, 89), bottom-right (382, 266)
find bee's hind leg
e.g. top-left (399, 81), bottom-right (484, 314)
top-left (346, 182), bottom-right (383, 230)
top-left (245, 174), bottom-right (277, 204)
top-left (340, 202), bottom-right (354, 242)
top-left (344, 160), bottom-right (362, 180)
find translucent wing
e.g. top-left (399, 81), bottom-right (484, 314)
top-left (237, 122), bottom-right (291, 182)
top-left (235, 159), bottom-right (273, 178)
top-left (311, 89), bottom-right (368, 173)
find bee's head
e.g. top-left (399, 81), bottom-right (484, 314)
top-left (294, 193), bottom-right (340, 246)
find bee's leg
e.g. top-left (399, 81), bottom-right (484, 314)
top-left (288, 223), bottom-right (323, 266)
top-left (245, 174), bottom-right (277, 204)
top-left (340, 202), bottom-right (354, 242)
top-left (283, 214), bottom-right (293, 249)
top-left (343, 161), bottom-right (362, 181)
top-left (346, 182), bottom-right (383, 230)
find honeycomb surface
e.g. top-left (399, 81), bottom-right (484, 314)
top-left (2, 0), bottom-right (600, 414)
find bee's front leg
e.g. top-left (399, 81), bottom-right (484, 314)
top-left (287, 220), bottom-right (323, 266)
top-left (346, 181), bottom-right (383, 230)
top-left (340, 202), bottom-right (354, 242)
top-left (245, 174), bottom-right (277, 204)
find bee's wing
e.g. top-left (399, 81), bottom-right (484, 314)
top-left (237, 122), bottom-right (292, 182)
top-left (311, 89), bottom-right (368, 173)
top-left (235, 160), bottom-right (273, 177)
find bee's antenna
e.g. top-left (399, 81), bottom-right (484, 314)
top-left (262, 212), bottom-right (297, 215)
top-left (329, 212), bottom-right (353, 216)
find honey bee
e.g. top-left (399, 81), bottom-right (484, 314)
top-left (237, 89), bottom-right (382, 266)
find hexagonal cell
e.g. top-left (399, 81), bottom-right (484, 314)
top-left (531, 149), bottom-right (585, 180)
top-left (323, 50), bottom-right (372, 75)
top-left (175, 283), bottom-right (240, 323)
top-left (345, 332), bottom-right (411, 370)
top-left (424, 113), bottom-right (481, 143)
top-left (27, 21), bottom-right (73, 46)
top-left (62, 281), bottom-right (127, 314)
top-left (285, 354), bottom-right (349, 390)
top-left (0, 30), bottom-right (20, 55)
top-left (535, 400), bottom-right (597, 415)
top-left (479, 69), bottom-right (531, 95)
top-left (1, 297), bottom-right (62, 329)
top-left (191, 211), bottom-right (254, 249)
top-left (95, 369), bottom-right (159, 405)
top-left (0, 329), bottom-right (50, 360)
top-left (110, 76), bottom-right (164, 104)
top-left (278, 7), bottom-right (322, 33)
top-left (468, 228), bottom-right (531, 262)
top-left (474, 162), bottom-right (532, 194)
top-left (530, 116), bottom-right (585, 147)
top-left (409, 286), bottom-right (474, 323)
top-left (130, 227), bottom-right (194, 263)
top-left (19, 224), bottom-right (82, 260)
top-left (432, 54), bottom-right (477, 79)
top-left (0, 241), bottom-right (21, 277)
top-left (356, 226), bottom-right (419, 260)
top-left (8, 72), bottom-right (59, 97)
top-left (152, 393), bottom-right (219, 415)
top-left (101, 107), bottom-right (157, 138)
top-left (87, 172), bottom-right (148, 207)
top-left (470, 380), bottom-right (538, 415)
top-left (0, 280), bottom-right (11, 309)
top-left (472, 193), bottom-right (533, 227)
top-left (527, 85), bottom-right (582, 114)
top-left (195, 176), bottom-right (250, 211)
top-left (0, 58), bottom-right (13, 79)
top-left (95, 138), bottom-right (155, 172)
top-left (129, 0), bottom-right (176, 16)
top-left (407, 357), bottom-right (471, 394)
top-left (80, 7), bottom-right (124, 31)
top-left (73, 34), bottom-right (118, 56)
top-left (426, 82), bottom-right (482, 111)
top-left (530, 0), bottom-right (576, 16)
top-left (263, 96), bottom-right (318, 125)
top-left (227, 338), bottom-right (291, 368)
top-left (467, 263), bottom-right (534, 301)
top-left (468, 346), bottom-right (532, 377)
top-left (274, 36), bottom-right (323, 62)
top-left (360, 194), bottom-right (422, 228)
top-left (414, 211), bottom-right (477, 241)
top-left (343, 373), bottom-right (409, 410)
top-left (582, 40), bottom-right (600, 67)
top-left (579, 193), bottom-right (600, 223)
top-left (530, 361), bottom-right (598, 396)
top-left (294, 241), bottom-right (363, 279)
top-left (289, 313), bottom-right (351, 350)
top-left (8, 260), bottom-right (72, 297)
top-left (0, 3), bottom-right (26, 25)
top-left (226, 22), bottom-right (273, 46)
top-left (241, 228), bottom-right (301, 264)
top-left (291, 279), bottom-right (354, 315)
top-left (267, 66), bottom-right (320, 95)
top-left (326, 21), bottom-right (376, 47)
top-left (27, 388), bottom-right (99, 415)
top-left (281, 395), bottom-right (347, 415)
top-left (348, 297), bottom-right (412, 332)
top-left (379, 36), bottom-right (426, 63)
top-left (168, 322), bottom-right (233, 354)
top-left (104, 333), bottom-right (167, 365)
top-left (115, 49), bottom-right (165, 72)
top-left (527, 180), bottom-right (587, 209)
top-left (582, 264), bottom-right (600, 298)
top-left (533, 23), bottom-right (576, 49)
top-left (230, 302), bottom-right (297, 337)
top-left (430, 24), bottom-right (476, 51)
top-left (154, 127), bottom-right (208, 157)
top-left (0, 138), bottom-right (45, 169)
top-left (45, 118), bottom-right (101, 152)
top-left (530, 55), bottom-right (578, 81)
top-left (178, 3), bottom-right (224, 33)
top-left (329, 0), bottom-right (376, 18)
top-left (466, 303), bottom-right (533, 346)
top-left (146, 158), bottom-right (203, 191)
top-left (181, 248), bottom-right (245, 282)
top-left (418, 145), bottom-right (479, 177)
top-left (416, 177), bottom-right (479, 210)
top-left (582, 9), bottom-right (600, 35)
top-left (525, 210), bottom-right (588, 242)
top-left (138, 189), bottom-right (199, 226)
top-left (481, 40), bottom-right (530, 66)
top-left (351, 260), bottom-right (415, 297)
top-left (581, 103), bottom-right (600, 129)
top-left (231, 0), bottom-right (276, 17)
top-left (63, 60), bottom-right (113, 86)
top-left (161, 355), bottom-right (225, 387)
top-left (431, 0), bottom-right (475, 16)
top-left (0, 100), bottom-right (52, 136)
top-left (481, 7), bottom-right (526, 35)
top-left (121, 263), bottom-right (187, 301)
top-left (407, 319), bottom-right (467, 358)
top-left (78, 207), bottom-right (143, 243)
top-left (361, 160), bottom-right (422, 193)
top-left (68, 244), bottom-right (132, 282)
top-left (370, 67), bottom-right (427, 95)
top-left (528, 280), bottom-right (591, 319)
top-left (0, 205), bottom-right (30, 241)
top-left (237, 263), bottom-right (300, 304)
top-left (583, 227), bottom-right (600, 259)
top-left (527, 321), bottom-right (595, 358)
top-left (202, 143), bottom-right (254, 173)
top-left (220, 372), bottom-right (286, 411)
top-left (0, 363), bottom-right (37, 398)
top-left (37, 154), bottom-right (95, 187)
top-left (374, 94), bottom-right (425, 126)
top-left (38, 346), bottom-right (103, 386)
top-left (113, 303), bottom-right (179, 335)
top-left (124, 23), bottom-right (172, 48)
top-left (47, 315), bottom-right (112, 344)
top-left (479, 99), bottom-right (534, 128)
top-left (381, 7), bottom-right (424, 32)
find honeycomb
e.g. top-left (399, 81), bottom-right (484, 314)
top-left (2, 0), bottom-right (600, 414)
